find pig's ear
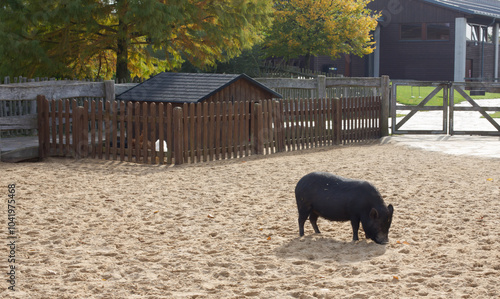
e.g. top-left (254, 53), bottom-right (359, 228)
top-left (388, 204), bottom-right (394, 215)
top-left (370, 208), bottom-right (379, 219)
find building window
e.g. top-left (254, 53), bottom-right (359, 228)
top-left (427, 23), bottom-right (450, 40)
top-left (401, 24), bottom-right (422, 40)
top-left (467, 24), bottom-right (492, 43)
top-left (400, 23), bottom-right (450, 41)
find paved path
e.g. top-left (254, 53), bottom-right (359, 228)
top-left (381, 135), bottom-right (500, 159)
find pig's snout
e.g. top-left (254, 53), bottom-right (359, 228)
top-left (375, 238), bottom-right (389, 245)
top-left (374, 233), bottom-right (389, 245)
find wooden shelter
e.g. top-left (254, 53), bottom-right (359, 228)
top-left (116, 72), bottom-right (282, 105)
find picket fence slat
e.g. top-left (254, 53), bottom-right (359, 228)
top-left (220, 102), bottom-right (227, 159)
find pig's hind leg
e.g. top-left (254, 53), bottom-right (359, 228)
top-left (298, 207), bottom-right (314, 236)
top-left (350, 218), bottom-right (360, 241)
top-left (309, 212), bottom-right (321, 234)
top-left (298, 212), bottom-right (308, 236)
top-left (298, 209), bottom-right (320, 236)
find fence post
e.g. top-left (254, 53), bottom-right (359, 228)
top-left (104, 80), bottom-right (115, 117)
top-left (173, 106), bottom-right (183, 165)
top-left (253, 103), bottom-right (264, 155)
top-left (317, 75), bottom-right (326, 99)
top-left (104, 80), bottom-right (115, 102)
top-left (73, 105), bottom-right (85, 159)
top-left (380, 75), bottom-right (390, 137)
top-left (36, 95), bottom-right (49, 159)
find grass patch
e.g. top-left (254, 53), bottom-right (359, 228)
top-left (481, 112), bottom-right (500, 118)
top-left (396, 86), bottom-right (500, 106)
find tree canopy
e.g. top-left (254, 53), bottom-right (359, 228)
top-left (264, 0), bottom-right (379, 67)
top-left (0, 0), bottom-right (273, 80)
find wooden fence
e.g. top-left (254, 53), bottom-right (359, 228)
top-left (0, 80), bottom-right (133, 137)
top-left (256, 75), bottom-right (390, 135)
top-left (37, 95), bottom-right (382, 165)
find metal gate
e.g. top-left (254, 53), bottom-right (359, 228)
top-left (391, 81), bottom-right (500, 136)
top-left (391, 81), bottom-right (449, 134)
top-left (450, 83), bottom-right (500, 136)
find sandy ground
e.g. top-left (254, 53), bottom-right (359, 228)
top-left (1, 142), bottom-right (499, 298)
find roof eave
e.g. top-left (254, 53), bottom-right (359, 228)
top-left (421, 0), bottom-right (500, 20)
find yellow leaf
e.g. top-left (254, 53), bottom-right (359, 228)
top-left (267, 236), bottom-right (271, 240)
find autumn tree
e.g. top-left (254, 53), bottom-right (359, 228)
top-left (0, 0), bottom-right (273, 81)
top-left (264, 0), bottom-right (379, 69)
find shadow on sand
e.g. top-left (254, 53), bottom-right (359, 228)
top-left (275, 234), bottom-right (387, 263)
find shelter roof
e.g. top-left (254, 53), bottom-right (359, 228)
top-left (116, 72), bottom-right (282, 103)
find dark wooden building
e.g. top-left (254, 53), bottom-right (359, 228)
top-left (116, 72), bottom-right (282, 105)
top-left (293, 0), bottom-right (500, 82)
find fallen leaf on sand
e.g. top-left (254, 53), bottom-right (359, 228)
top-left (487, 178), bottom-right (494, 182)
top-left (267, 236), bottom-right (271, 240)
top-left (154, 211), bottom-right (159, 214)
top-left (393, 276), bottom-right (399, 280)
top-left (207, 214), bottom-right (215, 218)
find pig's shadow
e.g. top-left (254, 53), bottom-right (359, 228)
top-left (275, 235), bottom-right (387, 263)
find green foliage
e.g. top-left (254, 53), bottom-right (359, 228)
top-left (264, 0), bottom-right (379, 67)
top-left (179, 46), bottom-right (265, 77)
top-left (0, 0), bottom-right (273, 80)
top-left (211, 46), bottom-right (265, 77)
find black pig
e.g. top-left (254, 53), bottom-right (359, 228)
top-left (295, 172), bottom-right (394, 244)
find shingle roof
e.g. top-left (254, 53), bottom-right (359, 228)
top-left (116, 72), bottom-right (282, 103)
top-left (422, 0), bottom-right (500, 19)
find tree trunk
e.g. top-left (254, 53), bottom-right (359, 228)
top-left (116, 1), bottom-right (129, 82)
top-left (116, 35), bottom-right (129, 82)
top-left (304, 52), bottom-right (312, 71)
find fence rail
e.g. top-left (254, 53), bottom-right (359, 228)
top-left (0, 80), bottom-right (135, 137)
top-left (37, 95), bottom-right (383, 165)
